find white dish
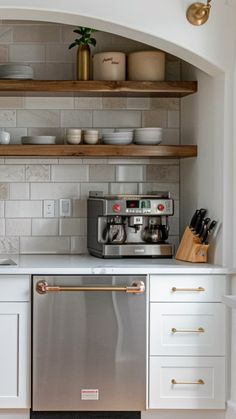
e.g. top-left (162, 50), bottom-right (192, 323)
top-left (134, 138), bottom-right (162, 145)
top-left (103, 138), bottom-right (133, 145)
top-left (134, 127), bottom-right (163, 132)
top-left (21, 136), bottom-right (56, 145)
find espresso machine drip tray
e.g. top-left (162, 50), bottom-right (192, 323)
top-left (90, 243), bottom-right (174, 258)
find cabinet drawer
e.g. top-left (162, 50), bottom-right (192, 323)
top-left (150, 275), bottom-right (227, 302)
top-left (0, 276), bottom-right (30, 301)
top-left (150, 303), bottom-right (225, 356)
top-left (149, 356), bottom-right (225, 409)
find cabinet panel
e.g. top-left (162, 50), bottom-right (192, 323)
top-left (0, 302), bottom-right (30, 408)
top-left (149, 356), bottom-right (225, 409)
top-left (150, 275), bottom-right (227, 302)
top-left (150, 303), bottom-right (225, 356)
top-left (0, 276), bottom-right (30, 302)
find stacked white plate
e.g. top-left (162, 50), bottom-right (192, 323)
top-left (21, 136), bottom-right (56, 145)
top-left (102, 131), bottom-right (133, 145)
top-left (134, 128), bottom-right (163, 145)
top-left (0, 65), bottom-right (34, 79)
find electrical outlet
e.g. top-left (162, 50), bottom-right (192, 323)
top-left (59, 198), bottom-right (72, 217)
top-left (44, 200), bottom-right (55, 218)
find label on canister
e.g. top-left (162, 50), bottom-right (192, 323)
top-left (81, 389), bottom-right (99, 400)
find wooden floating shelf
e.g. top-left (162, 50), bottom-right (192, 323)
top-left (0, 145), bottom-right (197, 158)
top-left (0, 80), bottom-right (198, 97)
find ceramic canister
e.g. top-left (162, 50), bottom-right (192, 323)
top-left (127, 50), bottom-right (165, 81)
top-left (93, 52), bottom-right (126, 81)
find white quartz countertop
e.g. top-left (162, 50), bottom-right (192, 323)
top-left (0, 254), bottom-right (231, 275)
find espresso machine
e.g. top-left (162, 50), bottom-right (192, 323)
top-left (87, 192), bottom-right (174, 258)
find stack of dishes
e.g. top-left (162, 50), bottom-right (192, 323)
top-left (102, 131), bottom-right (133, 145)
top-left (21, 136), bottom-right (56, 145)
top-left (0, 65), bottom-right (34, 79)
top-left (134, 128), bottom-right (162, 145)
top-left (83, 130), bottom-right (99, 145)
top-left (65, 129), bottom-right (82, 144)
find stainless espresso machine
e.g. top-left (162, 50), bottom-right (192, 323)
top-left (87, 191), bottom-right (174, 258)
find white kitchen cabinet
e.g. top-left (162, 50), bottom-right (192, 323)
top-left (148, 274), bottom-right (227, 410)
top-left (0, 276), bottom-right (30, 409)
top-left (149, 356), bottom-right (225, 409)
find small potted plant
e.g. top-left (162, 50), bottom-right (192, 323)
top-left (69, 26), bottom-right (96, 81)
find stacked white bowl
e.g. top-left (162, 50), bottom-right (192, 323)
top-left (102, 131), bottom-right (133, 145)
top-left (134, 128), bottom-right (163, 145)
top-left (65, 129), bottom-right (82, 144)
top-left (83, 130), bottom-right (99, 144)
top-left (0, 64), bottom-right (34, 79)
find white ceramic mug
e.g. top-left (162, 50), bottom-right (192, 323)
top-left (0, 131), bottom-right (10, 144)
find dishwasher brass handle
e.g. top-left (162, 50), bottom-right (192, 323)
top-left (171, 379), bottom-right (205, 385)
top-left (171, 286), bottom-right (205, 292)
top-left (36, 280), bottom-right (145, 295)
top-left (171, 327), bottom-right (205, 333)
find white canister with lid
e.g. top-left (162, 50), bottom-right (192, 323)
top-left (127, 50), bottom-right (165, 81)
top-left (93, 52), bottom-right (126, 81)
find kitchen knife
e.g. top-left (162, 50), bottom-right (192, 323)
top-left (201, 220), bottom-right (217, 244)
top-left (193, 208), bottom-right (207, 235)
top-left (198, 217), bottom-right (211, 239)
top-left (189, 209), bottom-right (200, 230)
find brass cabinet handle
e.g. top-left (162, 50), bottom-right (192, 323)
top-left (36, 280), bottom-right (145, 295)
top-left (171, 327), bottom-right (205, 333)
top-left (171, 379), bottom-right (205, 385)
top-left (171, 286), bottom-right (205, 292)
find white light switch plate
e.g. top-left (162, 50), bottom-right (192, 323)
top-left (43, 200), bottom-right (55, 218)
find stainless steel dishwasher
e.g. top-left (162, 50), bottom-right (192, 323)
top-left (32, 275), bottom-right (146, 411)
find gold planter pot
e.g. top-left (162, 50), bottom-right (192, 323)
top-left (77, 44), bottom-right (90, 81)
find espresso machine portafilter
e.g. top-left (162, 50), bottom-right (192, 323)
top-left (87, 192), bottom-right (174, 258)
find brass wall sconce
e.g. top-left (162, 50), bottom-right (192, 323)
top-left (186, 0), bottom-right (212, 26)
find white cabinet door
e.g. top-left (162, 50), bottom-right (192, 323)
top-left (150, 303), bottom-right (225, 356)
top-left (0, 302), bottom-right (30, 408)
top-left (149, 356), bottom-right (225, 409)
top-left (150, 275), bottom-right (227, 302)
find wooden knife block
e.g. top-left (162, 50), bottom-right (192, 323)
top-left (175, 227), bottom-right (209, 263)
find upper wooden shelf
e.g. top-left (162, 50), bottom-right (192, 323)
top-left (0, 145), bottom-right (197, 158)
top-left (0, 80), bottom-right (197, 97)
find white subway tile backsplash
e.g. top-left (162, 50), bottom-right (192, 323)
top-left (81, 183), bottom-right (109, 198)
top-left (0, 96), bottom-right (24, 109)
top-left (102, 98), bottom-right (127, 109)
top-left (71, 236), bottom-right (87, 254)
top-left (0, 219), bottom-right (5, 235)
top-left (30, 183), bottom-right (80, 199)
top-left (20, 236), bottom-right (70, 254)
top-left (17, 110), bottom-right (60, 127)
top-left (13, 25), bottom-right (61, 43)
top-left (9, 44), bottom-right (45, 62)
top-left (93, 110), bottom-right (141, 128)
top-left (0, 26), bottom-right (13, 43)
top-left (89, 165), bottom-right (115, 182)
top-left (31, 62), bottom-right (74, 80)
top-left (51, 165), bottom-right (89, 182)
top-left (109, 183), bottom-right (138, 195)
top-left (59, 218), bottom-right (86, 236)
top-left (6, 158), bottom-right (58, 165)
top-left (32, 219), bottom-right (59, 236)
top-left (46, 44), bottom-right (76, 63)
top-left (0, 45), bottom-right (8, 62)
top-left (168, 110), bottom-right (180, 128)
top-left (0, 165), bottom-right (25, 182)
top-left (0, 237), bottom-right (19, 254)
top-left (146, 164), bottom-right (179, 183)
top-left (0, 183), bottom-right (9, 200)
top-left (61, 110), bottom-right (92, 128)
top-left (25, 96), bottom-right (74, 110)
top-left (26, 165), bottom-right (50, 182)
top-left (72, 199), bottom-right (87, 218)
top-left (138, 183), bottom-right (179, 199)
top-left (116, 165), bottom-right (145, 182)
top-left (6, 218), bottom-right (31, 236)
top-left (74, 97), bottom-right (103, 110)
top-left (127, 98), bottom-right (150, 110)
top-left (142, 110), bottom-right (167, 128)
top-left (0, 201), bottom-right (4, 218)
top-left (0, 110), bottom-right (16, 127)
top-left (5, 200), bottom-right (42, 218)
top-left (58, 158), bottom-right (83, 164)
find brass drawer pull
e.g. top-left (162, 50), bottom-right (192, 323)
top-left (171, 379), bottom-right (205, 385)
top-left (171, 327), bottom-right (205, 333)
top-left (171, 286), bottom-right (205, 292)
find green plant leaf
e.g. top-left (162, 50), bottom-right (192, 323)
top-left (68, 42), bottom-right (77, 49)
top-left (88, 38), bottom-right (97, 47)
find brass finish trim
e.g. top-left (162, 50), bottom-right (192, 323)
top-left (171, 327), bottom-right (205, 333)
top-left (36, 280), bottom-right (145, 295)
top-left (171, 286), bottom-right (205, 292)
top-left (171, 379), bottom-right (205, 385)
top-left (186, 1), bottom-right (212, 26)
